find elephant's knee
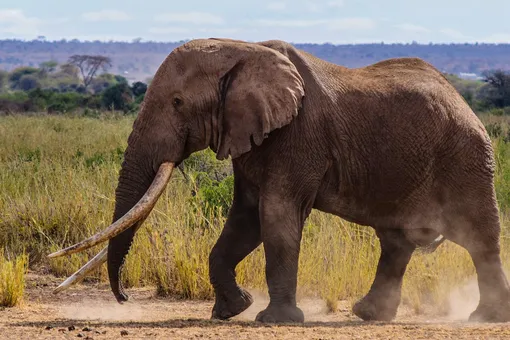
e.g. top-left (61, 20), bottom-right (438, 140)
top-left (208, 244), bottom-right (231, 286)
top-left (208, 246), bottom-right (221, 278)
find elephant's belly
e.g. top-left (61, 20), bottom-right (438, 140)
top-left (313, 170), bottom-right (438, 228)
top-left (313, 192), bottom-right (378, 226)
top-left (313, 190), bottom-right (442, 230)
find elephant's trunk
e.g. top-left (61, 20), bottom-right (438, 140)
top-left (48, 158), bottom-right (174, 301)
top-left (107, 159), bottom-right (152, 302)
top-left (108, 159), bottom-right (175, 302)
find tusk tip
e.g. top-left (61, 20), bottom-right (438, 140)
top-left (52, 285), bottom-right (65, 294)
top-left (47, 250), bottom-right (65, 258)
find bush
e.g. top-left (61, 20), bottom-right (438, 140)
top-left (193, 175), bottom-right (234, 218)
top-left (47, 92), bottom-right (87, 113)
top-left (131, 81), bottom-right (148, 97)
top-left (18, 75), bottom-right (41, 91)
top-left (0, 92), bottom-right (37, 113)
top-left (8, 67), bottom-right (39, 89)
top-left (0, 70), bottom-right (8, 92)
top-left (0, 252), bottom-right (28, 307)
top-left (101, 83), bottom-right (134, 112)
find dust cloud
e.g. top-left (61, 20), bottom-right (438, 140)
top-left (58, 299), bottom-right (146, 321)
top-left (447, 270), bottom-right (510, 321)
top-left (446, 278), bottom-right (479, 321)
top-left (237, 290), bottom-right (330, 322)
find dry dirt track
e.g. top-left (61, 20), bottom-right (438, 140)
top-left (1, 273), bottom-right (510, 339)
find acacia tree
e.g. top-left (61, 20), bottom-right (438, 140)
top-left (482, 70), bottom-right (510, 108)
top-left (68, 55), bottom-right (112, 90)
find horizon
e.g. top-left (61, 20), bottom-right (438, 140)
top-left (1, 1), bottom-right (509, 44)
top-left (2, 39), bottom-right (510, 46)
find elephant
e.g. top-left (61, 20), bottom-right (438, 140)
top-left (49, 37), bottom-right (510, 323)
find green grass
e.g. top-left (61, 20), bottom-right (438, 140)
top-left (1, 114), bottom-right (510, 314)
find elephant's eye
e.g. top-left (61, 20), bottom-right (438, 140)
top-left (173, 97), bottom-right (183, 108)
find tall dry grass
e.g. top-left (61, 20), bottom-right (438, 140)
top-left (0, 251), bottom-right (28, 307)
top-left (1, 114), bottom-right (510, 313)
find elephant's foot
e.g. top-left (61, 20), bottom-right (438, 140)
top-left (255, 304), bottom-right (304, 323)
top-left (469, 302), bottom-right (510, 323)
top-left (211, 287), bottom-right (253, 320)
top-left (352, 294), bottom-right (399, 322)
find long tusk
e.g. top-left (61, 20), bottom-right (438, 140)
top-left (48, 162), bottom-right (174, 258)
top-left (53, 247), bottom-right (107, 294)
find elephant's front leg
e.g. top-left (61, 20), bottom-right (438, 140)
top-left (255, 196), bottom-right (307, 323)
top-left (353, 228), bottom-right (416, 321)
top-left (209, 200), bottom-right (261, 320)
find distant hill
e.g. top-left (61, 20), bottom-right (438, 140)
top-left (1, 39), bottom-right (510, 82)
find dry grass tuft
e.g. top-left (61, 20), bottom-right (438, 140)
top-left (0, 251), bottom-right (28, 307)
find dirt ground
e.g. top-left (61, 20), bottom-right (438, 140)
top-left (1, 273), bottom-right (510, 339)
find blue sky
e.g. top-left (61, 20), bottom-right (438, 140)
top-left (1, 0), bottom-right (509, 44)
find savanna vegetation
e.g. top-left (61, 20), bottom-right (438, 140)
top-left (2, 48), bottom-right (510, 311)
top-left (1, 113), bottom-right (510, 313)
top-left (0, 57), bottom-right (148, 116)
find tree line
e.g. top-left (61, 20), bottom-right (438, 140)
top-left (0, 55), bottom-right (148, 115)
top-left (2, 39), bottom-right (510, 77)
top-left (1, 53), bottom-right (510, 117)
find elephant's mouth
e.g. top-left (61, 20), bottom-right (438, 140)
top-left (48, 162), bottom-right (175, 294)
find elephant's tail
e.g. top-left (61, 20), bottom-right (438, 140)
top-left (416, 235), bottom-right (446, 254)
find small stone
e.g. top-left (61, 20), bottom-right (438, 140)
top-left (58, 329), bottom-right (66, 333)
top-left (85, 337), bottom-right (94, 340)
top-left (120, 330), bottom-right (129, 336)
top-left (101, 331), bottom-right (107, 334)
top-left (45, 325), bottom-right (53, 330)
top-left (77, 333), bottom-right (84, 338)
top-left (68, 325), bottom-right (76, 331)
top-left (82, 327), bottom-right (92, 332)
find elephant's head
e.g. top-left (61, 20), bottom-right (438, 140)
top-left (49, 38), bottom-right (305, 301)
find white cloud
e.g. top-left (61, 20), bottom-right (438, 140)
top-left (439, 28), bottom-right (472, 41)
top-left (395, 23), bottom-right (430, 34)
top-left (154, 12), bottom-right (224, 25)
top-left (484, 33), bottom-right (510, 43)
top-left (252, 17), bottom-right (375, 30)
top-left (267, 2), bottom-right (287, 11)
top-left (0, 9), bottom-right (42, 37)
top-left (328, 17), bottom-right (376, 30)
top-left (327, 0), bottom-right (345, 8)
top-left (253, 19), bottom-right (324, 27)
top-left (82, 10), bottom-right (131, 22)
top-left (148, 27), bottom-right (191, 35)
top-left (0, 8), bottom-right (33, 22)
top-left (304, 1), bottom-right (322, 12)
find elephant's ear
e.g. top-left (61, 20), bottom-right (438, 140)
top-left (215, 46), bottom-right (305, 160)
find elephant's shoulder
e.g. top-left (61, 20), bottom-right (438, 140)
top-left (362, 57), bottom-right (439, 76)
top-left (357, 57), bottom-right (449, 86)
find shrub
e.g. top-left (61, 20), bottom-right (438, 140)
top-left (192, 175), bottom-right (234, 218)
top-left (131, 81), bottom-right (148, 97)
top-left (18, 75), bottom-right (41, 91)
top-left (0, 252), bottom-right (28, 307)
top-left (8, 67), bottom-right (39, 90)
top-left (47, 92), bottom-right (87, 113)
top-left (101, 83), bottom-right (134, 112)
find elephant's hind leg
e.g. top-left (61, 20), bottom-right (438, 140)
top-left (443, 196), bottom-right (510, 322)
top-left (209, 178), bottom-right (261, 320)
top-left (353, 228), bottom-right (416, 321)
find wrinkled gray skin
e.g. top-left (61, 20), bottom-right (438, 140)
top-left (107, 38), bottom-right (510, 323)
